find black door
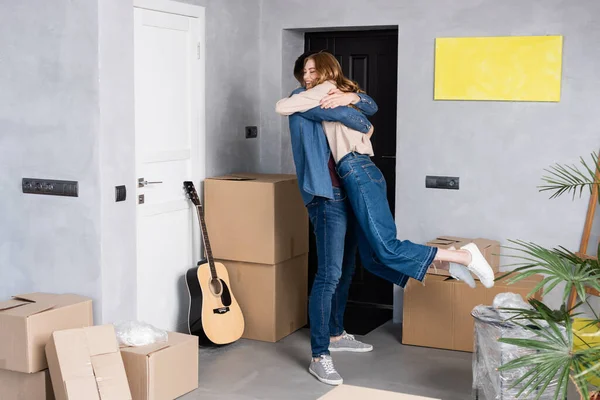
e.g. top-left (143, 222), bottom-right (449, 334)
top-left (305, 30), bottom-right (399, 334)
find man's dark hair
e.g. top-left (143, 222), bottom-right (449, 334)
top-left (293, 50), bottom-right (321, 85)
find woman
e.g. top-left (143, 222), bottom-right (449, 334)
top-left (276, 52), bottom-right (494, 289)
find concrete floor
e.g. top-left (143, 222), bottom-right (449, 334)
top-left (180, 322), bottom-right (475, 400)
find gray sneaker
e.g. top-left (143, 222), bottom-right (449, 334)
top-left (308, 355), bottom-right (343, 386)
top-left (328, 332), bottom-right (373, 353)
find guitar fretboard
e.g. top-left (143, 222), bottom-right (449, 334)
top-left (195, 204), bottom-right (217, 279)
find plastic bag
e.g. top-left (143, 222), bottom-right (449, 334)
top-left (492, 292), bottom-right (531, 310)
top-left (471, 305), bottom-right (564, 400)
top-left (114, 321), bottom-right (168, 347)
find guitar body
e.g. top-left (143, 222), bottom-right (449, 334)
top-left (185, 261), bottom-right (244, 345)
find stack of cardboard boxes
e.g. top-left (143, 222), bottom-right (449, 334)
top-left (0, 293), bottom-right (199, 400)
top-left (205, 173), bottom-right (309, 342)
top-left (0, 294), bottom-right (94, 400)
top-left (402, 236), bottom-right (543, 352)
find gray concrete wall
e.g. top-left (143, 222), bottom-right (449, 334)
top-left (0, 0), bottom-right (103, 322)
top-left (0, 0), bottom-right (261, 323)
top-left (259, 0), bottom-right (600, 319)
top-left (180, 0), bottom-right (261, 177)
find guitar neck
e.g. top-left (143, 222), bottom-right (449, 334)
top-left (195, 204), bottom-right (217, 279)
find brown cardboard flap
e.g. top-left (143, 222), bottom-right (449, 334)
top-left (2, 293), bottom-right (60, 316)
top-left (120, 341), bottom-right (170, 356)
top-left (120, 350), bottom-right (150, 400)
top-left (207, 173), bottom-right (296, 184)
top-left (437, 235), bottom-right (468, 241)
top-left (428, 238), bottom-right (461, 246)
top-left (2, 302), bottom-right (56, 317)
top-left (51, 329), bottom-right (96, 379)
top-left (158, 331), bottom-right (192, 347)
top-left (0, 299), bottom-right (30, 312)
top-left (13, 293), bottom-right (60, 303)
top-left (85, 325), bottom-right (118, 356)
top-left (426, 236), bottom-right (470, 249)
top-left (208, 174), bottom-right (256, 181)
top-left (65, 377), bottom-right (101, 400)
top-left (92, 352), bottom-right (132, 399)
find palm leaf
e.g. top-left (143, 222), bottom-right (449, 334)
top-left (538, 152), bottom-right (600, 201)
top-left (499, 240), bottom-right (600, 302)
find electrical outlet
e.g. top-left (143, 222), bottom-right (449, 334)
top-left (115, 185), bottom-right (126, 202)
top-left (425, 176), bottom-right (459, 190)
top-left (22, 178), bottom-right (79, 197)
top-left (245, 126), bottom-right (258, 139)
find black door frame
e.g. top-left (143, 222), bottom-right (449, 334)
top-left (304, 28), bottom-right (400, 309)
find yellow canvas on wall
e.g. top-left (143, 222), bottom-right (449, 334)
top-left (434, 36), bottom-right (563, 102)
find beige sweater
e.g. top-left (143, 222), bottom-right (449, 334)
top-left (275, 81), bottom-right (374, 163)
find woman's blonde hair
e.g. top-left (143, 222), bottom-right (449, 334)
top-left (305, 52), bottom-right (363, 93)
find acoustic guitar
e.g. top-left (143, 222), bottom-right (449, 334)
top-left (183, 181), bottom-right (244, 345)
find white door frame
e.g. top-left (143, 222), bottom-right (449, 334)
top-left (134, 0), bottom-right (204, 18)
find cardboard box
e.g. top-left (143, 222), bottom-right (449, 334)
top-left (426, 236), bottom-right (500, 277)
top-left (318, 385), bottom-right (440, 400)
top-left (205, 173), bottom-right (309, 265)
top-left (120, 332), bottom-right (199, 400)
top-left (0, 293), bottom-right (93, 373)
top-left (402, 274), bottom-right (542, 352)
top-left (220, 253), bottom-right (308, 342)
top-left (0, 369), bottom-right (55, 400)
top-left (45, 325), bottom-right (132, 400)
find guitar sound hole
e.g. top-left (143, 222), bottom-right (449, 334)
top-left (209, 278), bottom-right (223, 296)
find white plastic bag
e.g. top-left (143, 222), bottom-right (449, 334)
top-left (492, 292), bottom-right (532, 310)
top-left (114, 320), bottom-right (168, 347)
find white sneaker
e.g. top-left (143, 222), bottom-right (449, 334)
top-left (461, 243), bottom-right (495, 288)
top-left (449, 263), bottom-right (477, 288)
top-left (447, 246), bottom-right (476, 288)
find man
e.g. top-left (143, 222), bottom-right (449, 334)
top-left (282, 51), bottom-right (407, 385)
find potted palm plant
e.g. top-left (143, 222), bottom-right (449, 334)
top-left (493, 152), bottom-right (600, 400)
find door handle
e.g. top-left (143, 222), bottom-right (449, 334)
top-left (138, 178), bottom-right (163, 188)
top-left (381, 156), bottom-right (396, 159)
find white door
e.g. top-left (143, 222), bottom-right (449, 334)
top-left (133, 0), bottom-right (205, 332)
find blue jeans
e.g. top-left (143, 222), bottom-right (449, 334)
top-left (336, 153), bottom-right (437, 283)
top-left (307, 187), bottom-right (408, 357)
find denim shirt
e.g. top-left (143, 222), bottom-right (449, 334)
top-left (286, 88), bottom-right (378, 205)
